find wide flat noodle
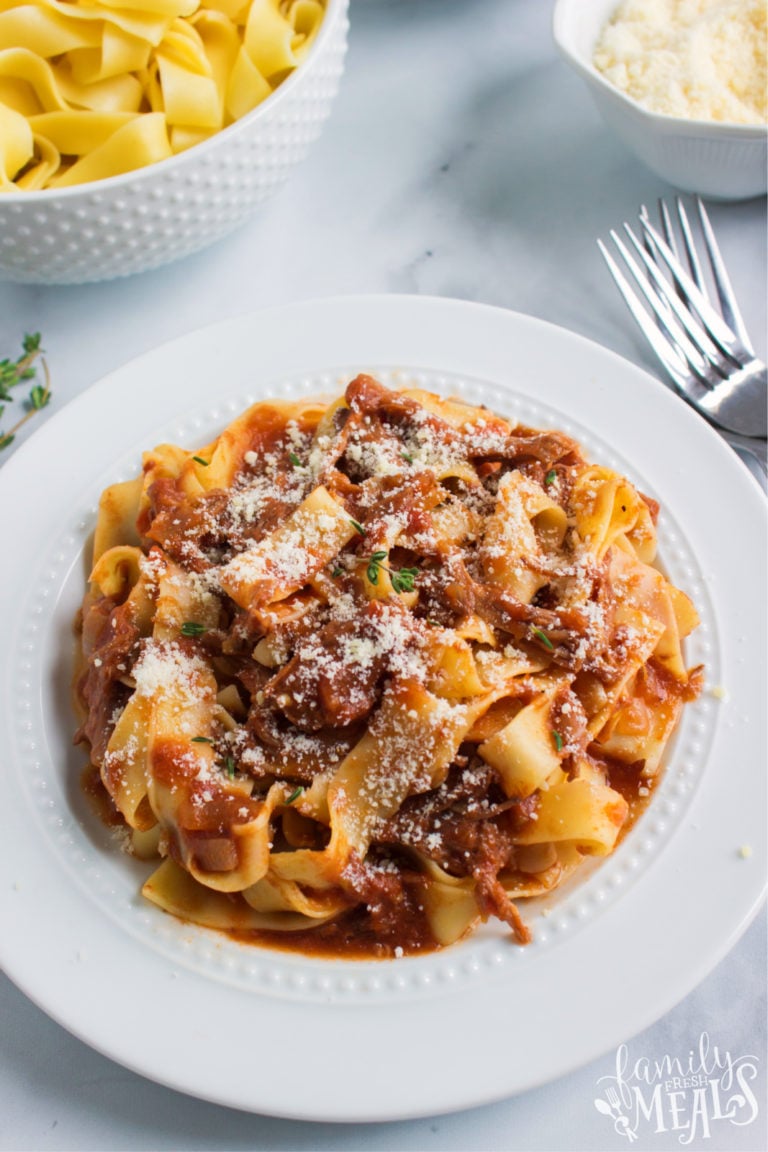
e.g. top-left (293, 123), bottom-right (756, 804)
top-left (75, 376), bottom-right (702, 954)
top-left (0, 0), bottom-right (326, 190)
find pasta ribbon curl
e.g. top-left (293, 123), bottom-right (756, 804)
top-left (0, 0), bottom-right (326, 190)
top-left (75, 378), bottom-right (703, 954)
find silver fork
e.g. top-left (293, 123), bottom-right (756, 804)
top-left (598, 197), bottom-right (767, 485)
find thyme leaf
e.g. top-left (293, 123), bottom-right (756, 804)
top-left (181, 621), bottom-right (207, 637)
top-left (366, 549), bottom-right (387, 585)
top-left (530, 625), bottom-right (554, 651)
top-left (29, 384), bottom-right (49, 411)
top-left (390, 567), bottom-right (418, 594)
top-left (0, 333), bottom-right (52, 454)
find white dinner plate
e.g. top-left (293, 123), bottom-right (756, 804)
top-left (0, 296), bottom-right (765, 1121)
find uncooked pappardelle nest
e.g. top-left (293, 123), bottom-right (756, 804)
top-left (0, 0), bottom-right (326, 191)
top-left (75, 376), bottom-right (702, 956)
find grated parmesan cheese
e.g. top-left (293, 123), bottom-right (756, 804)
top-left (132, 640), bottom-right (211, 702)
top-left (594, 0), bottom-right (767, 125)
top-left (78, 377), bottom-right (703, 957)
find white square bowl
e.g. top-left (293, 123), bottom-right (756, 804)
top-left (553, 0), bottom-right (767, 200)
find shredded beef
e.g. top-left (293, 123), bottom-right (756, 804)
top-left (74, 597), bottom-right (139, 765)
top-left (377, 762), bottom-right (531, 942)
top-left (265, 600), bottom-right (403, 731)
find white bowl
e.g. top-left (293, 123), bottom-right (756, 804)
top-left (553, 0), bottom-right (767, 200)
top-left (0, 0), bottom-right (349, 285)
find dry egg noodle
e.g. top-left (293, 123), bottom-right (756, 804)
top-left (75, 378), bottom-right (702, 955)
top-left (594, 0), bottom-right (767, 125)
top-left (0, 0), bottom-right (326, 190)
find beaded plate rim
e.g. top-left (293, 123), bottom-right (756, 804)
top-left (15, 363), bottom-right (718, 1005)
top-left (2, 297), bottom-right (762, 1121)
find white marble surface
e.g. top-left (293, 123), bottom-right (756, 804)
top-left (0, 1), bottom-right (765, 1149)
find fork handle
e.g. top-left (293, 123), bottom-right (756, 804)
top-left (724, 432), bottom-right (767, 492)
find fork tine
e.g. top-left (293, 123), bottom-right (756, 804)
top-left (639, 204), bottom-right (652, 253)
top-left (675, 197), bottom-right (706, 295)
top-left (597, 238), bottom-right (690, 388)
top-left (647, 199), bottom-right (689, 309)
top-left (658, 198), bottom-right (678, 260)
top-left (602, 209), bottom-right (767, 443)
top-left (639, 204), bottom-right (671, 295)
top-left (639, 216), bottom-right (750, 365)
top-left (638, 204), bottom-right (678, 333)
top-left (696, 197), bottom-right (756, 356)
top-left (621, 223), bottom-right (727, 375)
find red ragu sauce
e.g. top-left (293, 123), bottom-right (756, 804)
top-left (80, 743), bottom-right (668, 960)
top-left (75, 376), bottom-right (703, 958)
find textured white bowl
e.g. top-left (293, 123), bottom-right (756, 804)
top-left (553, 0), bottom-right (768, 200)
top-left (0, 0), bottom-right (349, 285)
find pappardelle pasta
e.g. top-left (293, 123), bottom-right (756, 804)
top-left (0, 0), bottom-right (326, 191)
top-left (75, 377), bottom-right (702, 955)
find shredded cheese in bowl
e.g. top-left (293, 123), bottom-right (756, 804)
top-left (593, 0), bottom-right (767, 125)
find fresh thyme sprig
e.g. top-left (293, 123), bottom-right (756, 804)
top-left (365, 550), bottom-right (419, 594)
top-left (328, 550), bottom-right (420, 594)
top-left (0, 333), bottom-right (52, 452)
